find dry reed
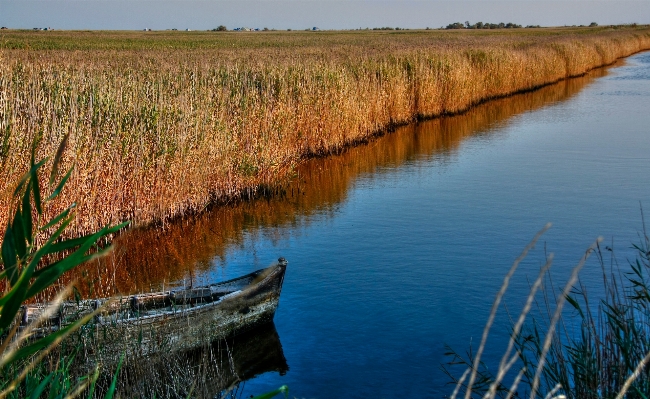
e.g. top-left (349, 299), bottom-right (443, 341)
top-left (1, 27), bottom-right (650, 236)
top-left (447, 223), bottom-right (650, 398)
top-left (446, 230), bottom-right (602, 399)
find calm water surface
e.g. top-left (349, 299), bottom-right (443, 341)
top-left (98, 52), bottom-right (650, 398)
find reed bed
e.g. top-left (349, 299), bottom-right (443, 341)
top-left (1, 27), bottom-right (650, 236)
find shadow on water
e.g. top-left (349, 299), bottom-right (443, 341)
top-left (104, 322), bottom-right (288, 399)
top-left (68, 62), bottom-right (615, 298)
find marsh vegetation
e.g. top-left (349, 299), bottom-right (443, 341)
top-left (1, 27), bottom-right (650, 238)
top-left (444, 223), bottom-right (650, 399)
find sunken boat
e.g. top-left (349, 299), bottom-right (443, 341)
top-left (22, 258), bottom-right (288, 362)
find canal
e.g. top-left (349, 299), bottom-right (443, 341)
top-left (90, 51), bottom-right (650, 398)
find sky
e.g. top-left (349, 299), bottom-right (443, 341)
top-left (0, 1), bottom-right (649, 31)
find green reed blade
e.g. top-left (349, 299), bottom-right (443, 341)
top-left (28, 374), bottom-right (53, 399)
top-left (46, 167), bottom-right (73, 202)
top-left (251, 385), bottom-right (289, 399)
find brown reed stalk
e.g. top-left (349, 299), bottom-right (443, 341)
top-left (445, 233), bottom-right (601, 399)
top-left (1, 28), bottom-right (649, 237)
top-left (464, 224), bottom-right (552, 399)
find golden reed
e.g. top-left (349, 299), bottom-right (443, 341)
top-left (1, 27), bottom-right (650, 236)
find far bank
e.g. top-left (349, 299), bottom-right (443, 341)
top-left (1, 26), bottom-right (649, 236)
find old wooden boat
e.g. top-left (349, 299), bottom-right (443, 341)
top-left (22, 258), bottom-right (288, 362)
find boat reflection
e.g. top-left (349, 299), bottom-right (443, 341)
top-left (113, 322), bottom-right (288, 399)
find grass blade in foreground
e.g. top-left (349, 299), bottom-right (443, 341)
top-left (0, 137), bottom-right (128, 397)
top-left (447, 218), bottom-right (650, 398)
top-left (251, 385), bottom-right (289, 399)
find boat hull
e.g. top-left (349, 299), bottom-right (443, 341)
top-left (25, 262), bottom-right (287, 364)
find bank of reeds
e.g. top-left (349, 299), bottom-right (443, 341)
top-left (1, 27), bottom-right (650, 235)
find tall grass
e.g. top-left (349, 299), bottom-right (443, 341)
top-left (445, 220), bottom-right (650, 398)
top-left (1, 27), bottom-right (650, 236)
top-left (514, 226), bottom-right (650, 398)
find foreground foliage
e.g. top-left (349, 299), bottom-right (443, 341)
top-left (0, 139), bottom-right (126, 397)
top-left (445, 222), bottom-right (650, 398)
top-left (515, 229), bottom-right (650, 398)
top-left (0, 142), bottom-right (287, 398)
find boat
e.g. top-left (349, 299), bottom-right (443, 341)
top-left (22, 258), bottom-right (288, 362)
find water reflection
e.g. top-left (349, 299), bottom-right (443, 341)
top-left (113, 323), bottom-right (288, 399)
top-left (73, 65), bottom-right (611, 298)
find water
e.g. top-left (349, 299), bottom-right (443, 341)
top-left (96, 51), bottom-right (650, 397)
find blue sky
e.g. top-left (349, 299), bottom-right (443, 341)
top-left (1, 1), bottom-right (648, 30)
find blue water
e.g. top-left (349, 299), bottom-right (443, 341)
top-left (122, 51), bottom-right (650, 398)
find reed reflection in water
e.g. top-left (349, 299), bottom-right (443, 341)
top-left (67, 64), bottom-right (611, 299)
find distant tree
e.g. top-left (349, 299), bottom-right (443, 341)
top-left (590, 22), bottom-right (599, 27)
top-left (216, 25), bottom-right (227, 31)
top-left (446, 21), bottom-right (526, 29)
top-left (446, 22), bottom-right (465, 29)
